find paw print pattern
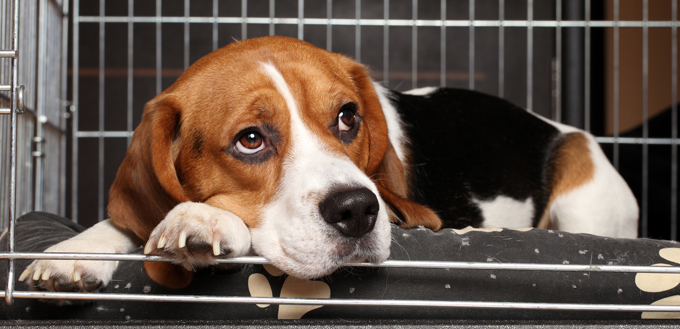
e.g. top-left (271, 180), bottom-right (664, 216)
top-left (635, 248), bottom-right (680, 319)
top-left (247, 265), bottom-right (331, 319)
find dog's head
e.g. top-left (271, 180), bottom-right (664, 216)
top-left (108, 36), bottom-right (440, 279)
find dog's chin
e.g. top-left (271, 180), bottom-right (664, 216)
top-left (270, 242), bottom-right (391, 280)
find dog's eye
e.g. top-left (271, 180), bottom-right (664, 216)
top-left (236, 131), bottom-right (265, 154)
top-left (338, 103), bottom-right (357, 131)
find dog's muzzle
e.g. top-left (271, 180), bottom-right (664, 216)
top-left (318, 187), bottom-right (379, 238)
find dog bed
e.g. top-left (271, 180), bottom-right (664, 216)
top-left (1, 211), bottom-right (679, 321)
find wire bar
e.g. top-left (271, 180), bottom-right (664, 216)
top-left (97, 0), bottom-right (105, 222)
top-left (5, 0), bottom-right (19, 306)
top-left (641, 0), bottom-right (649, 238)
top-left (127, 0), bottom-right (134, 146)
top-left (3, 253), bottom-right (680, 274)
top-left (498, 0), bottom-right (504, 98)
top-left (411, 0), bottom-right (417, 89)
top-left (355, 0), bottom-right (361, 62)
top-left (184, 0), bottom-right (190, 70)
top-left (0, 85), bottom-right (9, 91)
top-left (595, 137), bottom-right (680, 145)
top-left (76, 131), bottom-right (134, 138)
top-left (613, 0), bottom-right (620, 170)
top-left (0, 50), bottom-right (15, 57)
top-left (439, 0), bottom-right (445, 87)
top-left (326, 0), bottom-right (331, 50)
top-left (3, 291), bottom-right (680, 313)
top-left (554, 0), bottom-right (561, 122)
top-left (382, 0), bottom-right (388, 84)
top-left (75, 16), bottom-right (680, 28)
top-left (526, 0), bottom-right (533, 112)
top-left (241, 0), bottom-right (247, 40)
top-left (673, 0), bottom-right (679, 241)
top-left (71, 0), bottom-right (80, 224)
top-left (584, 0), bottom-right (591, 132)
top-left (469, 0), bottom-right (474, 90)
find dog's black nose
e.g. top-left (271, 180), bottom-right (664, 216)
top-left (319, 188), bottom-right (379, 238)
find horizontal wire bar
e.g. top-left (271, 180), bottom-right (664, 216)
top-left (4, 252), bottom-right (680, 273)
top-left (3, 291), bottom-right (680, 312)
top-left (0, 109), bottom-right (10, 114)
top-left (0, 50), bottom-right (16, 57)
top-left (0, 85), bottom-right (10, 91)
top-left (76, 16), bottom-right (679, 28)
top-left (75, 134), bottom-right (676, 144)
top-left (76, 131), bottom-right (134, 138)
top-left (595, 137), bottom-right (679, 145)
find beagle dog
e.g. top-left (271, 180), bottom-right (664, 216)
top-left (20, 36), bottom-right (638, 294)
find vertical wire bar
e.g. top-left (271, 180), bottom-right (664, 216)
top-left (6, 0), bottom-right (20, 305)
top-left (127, 0), bottom-right (133, 146)
top-left (241, 0), bottom-right (247, 40)
top-left (499, 0), bottom-right (504, 98)
top-left (270, 0), bottom-right (275, 36)
top-left (613, 0), bottom-right (620, 169)
top-left (298, 0), bottom-right (304, 40)
top-left (412, 0), bottom-right (417, 89)
top-left (98, 0), bottom-right (105, 222)
top-left (184, 0), bottom-right (189, 70)
top-left (383, 0), bottom-right (389, 85)
top-left (156, 0), bottom-right (161, 95)
top-left (213, 0), bottom-right (218, 50)
top-left (555, 0), bottom-right (562, 122)
top-left (672, 0), bottom-right (678, 241)
top-left (641, 0), bottom-right (649, 237)
top-left (35, 0), bottom-right (46, 211)
top-left (469, 0), bottom-right (474, 90)
top-left (355, 0), bottom-right (361, 62)
top-left (440, 0), bottom-right (446, 87)
top-left (526, 0), bottom-right (533, 111)
top-left (326, 0), bottom-right (332, 51)
top-left (60, 0), bottom-right (70, 217)
top-left (584, 0), bottom-right (591, 132)
top-left (72, 0), bottom-right (80, 223)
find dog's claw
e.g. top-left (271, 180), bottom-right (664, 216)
top-left (18, 268), bottom-right (30, 282)
top-left (41, 269), bottom-right (52, 281)
top-left (178, 230), bottom-right (187, 248)
top-left (73, 270), bottom-right (81, 283)
top-left (32, 267), bottom-right (42, 281)
top-left (158, 234), bottom-right (167, 249)
top-left (143, 240), bottom-right (154, 255)
top-left (213, 239), bottom-right (221, 256)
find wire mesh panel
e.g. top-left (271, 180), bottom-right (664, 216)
top-left (71, 0), bottom-right (679, 242)
top-left (0, 0), bottom-right (665, 314)
top-left (0, 0), bottom-right (68, 230)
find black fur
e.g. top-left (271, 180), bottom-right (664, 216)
top-left (391, 88), bottom-right (561, 229)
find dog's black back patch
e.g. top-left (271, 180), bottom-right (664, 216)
top-left (390, 88), bottom-right (561, 229)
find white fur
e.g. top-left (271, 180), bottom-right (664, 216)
top-left (373, 82), bottom-right (407, 163)
top-left (533, 114), bottom-right (639, 238)
top-left (20, 219), bottom-right (137, 296)
top-left (403, 86), bottom-right (439, 96)
top-left (251, 63), bottom-right (391, 279)
top-left (476, 196), bottom-right (535, 229)
top-left (145, 202), bottom-right (252, 269)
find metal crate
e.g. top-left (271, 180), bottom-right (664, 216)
top-left (2, 0), bottom-right (680, 321)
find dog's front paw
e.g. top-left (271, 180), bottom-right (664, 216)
top-left (144, 202), bottom-right (252, 270)
top-left (19, 239), bottom-right (118, 297)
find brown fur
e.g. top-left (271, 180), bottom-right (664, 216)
top-left (537, 132), bottom-right (595, 229)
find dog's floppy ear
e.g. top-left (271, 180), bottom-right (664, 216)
top-left (344, 60), bottom-right (442, 231)
top-left (108, 96), bottom-right (190, 241)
